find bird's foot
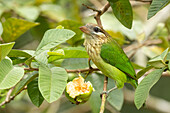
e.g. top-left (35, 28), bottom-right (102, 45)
top-left (84, 58), bottom-right (93, 79)
top-left (88, 58), bottom-right (93, 70)
top-left (84, 69), bottom-right (93, 79)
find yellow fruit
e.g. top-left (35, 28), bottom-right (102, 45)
top-left (65, 76), bottom-right (94, 104)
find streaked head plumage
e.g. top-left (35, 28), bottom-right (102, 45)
top-left (79, 23), bottom-right (108, 38)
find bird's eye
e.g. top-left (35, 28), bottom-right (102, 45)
top-left (93, 27), bottom-right (101, 33)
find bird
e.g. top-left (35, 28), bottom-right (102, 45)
top-left (79, 23), bottom-right (138, 90)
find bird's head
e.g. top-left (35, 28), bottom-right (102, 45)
top-left (79, 23), bottom-right (109, 40)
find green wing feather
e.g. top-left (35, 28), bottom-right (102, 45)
top-left (100, 39), bottom-right (136, 79)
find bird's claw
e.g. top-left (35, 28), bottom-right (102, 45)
top-left (84, 59), bottom-right (93, 79)
top-left (84, 67), bottom-right (94, 79)
top-left (89, 65), bottom-right (93, 70)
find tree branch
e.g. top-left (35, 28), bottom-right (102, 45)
top-left (94, 2), bottom-right (110, 28)
top-left (100, 76), bottom-right (108, 113)
top-left (0, 87), bottom-right (27, 107)
top-left (83, 2), bottom-right (110, 28)
top-left (124, 38), bottom-right (170, 59)
top-left (123, 39), bottom-right (163, 53)
top-left (82, 4), bottom-right (101, 13)
top-left (24, 67), bottom-right (99, 73)
top-left (4, 87), bottom-right (15, 102)
top-left (66, 68), bottom-right (99, 73)
top-left (24, 67), bottom-right (39, 71)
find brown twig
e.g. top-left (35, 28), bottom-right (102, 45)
top-left (100, 76), bottom-right (108, 113)
top-left (5, 87), bottom-right (15, 102)
top-left (82, 4), bottom-right (101, 13)
top-left (0, 87), bottom-right (27, 107)
top-left (24, 67), bottom-right (99, 73)
top-left (24, 67), bottom-right (170, 76)
top-left (124, 39), bottom-right (162, 53)
top-left (84, 58), bottom-right (94, 79)
top-left (24, 68), bottom-right (39, 71)
top-left (94, 2), bottom-right (110, 28)
top-left (83, 2), bottom-right (110, 28)
top-left (124, 37), bottom-right (170, 59)
top-left (66, 68), bottom-right (99, 73)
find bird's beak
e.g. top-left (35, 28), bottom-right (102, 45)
top-left (79, 26), bottom-right (90, 35)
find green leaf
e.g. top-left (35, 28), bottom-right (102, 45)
top-left (148, 47), bottom-right (169, 68)
top-left (35, 51), bottom-right (48, 64)
top-left (159, 37), bottom-right (169, 49)
top-left (38, 64), bottom-right (68, 103)
top-left (147, 0), bottom-right (170, 19)
top-left (0, 42), bottom-right (15, 61)
top-left (137, 65), bottom-right (153, 79)
top-left (35, 29), bottom-right (75, 55)
top-left (10, 57), bottom-right (27, 65)
top-left (107, 78), bottom-right (123, 111)
top-left (27, 78), bottom-right (44, 107)
top-left (135, 68), bottom-right (165, 109)
top-left (0, 59), bottom-right (24, 89)
top-left (61, 58), bottom-right (88, 69)
top-left (168, 61), bottom-right (170, 70)
top-left (166, 52), bottom-right (170, 61)
top-left (57, 20), bottom-right (83, 45)
top-left (8, 49), bottom-right (34, 58)
top-left (0, 89), bottom-right (7, 104)
top-left (107, 0), bottom-right (133, 29)
top-left (89, 91), bottom-right (101, 113)
top-left (15, 6), bottom-right (40, 21)
top-left (2, 18), bottom-right (39, 42)
top-left (48, 49), bottom-right (64, 56)
top-left (48, 47), bottom-right (89, 62)
top-left (8, 49), bottom-right (34, 65)
top-left (14, 72), bottom-right (38, 95)
top-left (25, 57), bottom-right (35, 68)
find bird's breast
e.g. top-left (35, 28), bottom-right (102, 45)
top-left (84, 39), bottom-right (105, 63)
